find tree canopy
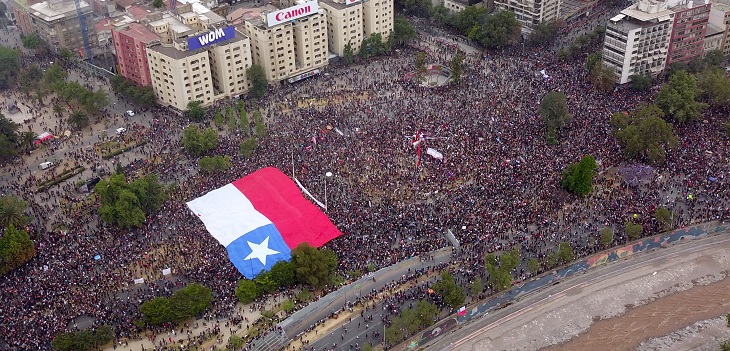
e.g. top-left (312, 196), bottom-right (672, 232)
top-left (0, 46), bottom-right (20, 89)
top-left (696, 67), bottom-right (730, 108)
top-left (528, 20), bottom-right (562, 47)
top-left (290, 242), bottom-right (338, 289)
top-left (95, 174), bottom-right (167, 228)
top-left (561, 155), bottom-right (597, 196)
top-left (246, 64), bottom-right (268, 98)
top-left (182, 125), bottom-right (218, 156)
top-left (485, 247), bottom-right (520, 291)
top-left (655, 70), bottom-right (707, 123)
top-left (0, 195), bottom-right (28, 228)
top-left (539, 91), bottom-right (572, 143)
top-left (431, 271), bottom-right (466, 309)
top-left (186, 100), bottom-right (206, 122)
top-left (393, 16), bottom-right (417, 46)
top-left (140, 283), bottom-right (213, 326)
top-left (51, 325), bottom-right (114, 351)
top-left (612, 104), bottom-right (678, 165)
top-left (0, 224), bottom-right (35, 275)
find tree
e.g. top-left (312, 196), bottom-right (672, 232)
top-left (477, 10), bottom-right (520, 48)
top-left (186, 100), bottom-right (206, 122)
top-left (230, 335), bottom-right (244, 350)
top-left (268, 260), bottom-right (296, 287)
top-left (432, 271), bottom-right (466, 309)
top-left (624, 221), bottom-right (643, 240)
top-left (655, 70), bottom-right (707, 123)
top-left (21, 33), bottom-right (43, 49)
top-left (561, 155), bottom-right (597, 196)
top-left (0, 224), bottom-right (35, 275)
top-left (528, 20), bottom-right (561, 47)
top-left (557, 242), bottom-right (573, 264)
top-left (19, 65), bottom-right (43, 95)
top-left (393, 16), bottom-right (417, 46)
top-left (152, 0), bottom-right (164, 7)
top-left (359, 36), bottom-right (371, 60)
top-left (95, 174), bottom-right (165, 228)
top-left (140, 297), bottom-right (173, 326)
top-left (342, 41), bottom-right (355, 65)
top-left (169, 283), bottom-right (213, 322)
top-left (697, 67), bottom-right (730, 108)
top-left (539, 91), bottom-right (572, 140)
top-left (0, 134), bottom-right (17, 160)
top-left (614, 104), bottom-right (678, 165)
top-left (449, 50), bottom-right (465, 83)
top-left (247, 64), bottom-right (267, 98)
top-left (414, 51), bottom-right (427, 80)
top-left (0, 46), bottom-right (20, 89)
top-left (93, 325), bottom-right (114, 348)
top-left (235, 279), bottom-right (260, 303)
top-left (290, 242), bottom-right (338, 288)
top-left (19, 131), bottom-right (36, 152)
top-left (654, 207), bottom-right (674, 230)
top-left (130, 174), bottom-right (167, 214)
top-left (413, 301), bottom-right (439, 327)
top-left (43, 63), bottom-right (67, 89)
top-left (254, 271), bottom-right (278, 294)
top-left (484, 248), bottom-right (520, 291)
top-left (600, 227), bottom-right (614, 246)
top-left (239, 108), bottom-right (250, 136)
top-left (704, 49), bottom-right (724, 68)
top-left (585, 52), bottom-right (602, 72)
top-left (527, 258), bottom-right (540, 273)
top-left (198, 155), bottom-right (231, 173)
top-left (469, 276), bottom-right (483, 295)
top-left (239, 137), bottom-right (258, 158)
top-left (68, 110), bottom-right (90, 130)
top-left (589, 61), bottom-right (617, 92)
top-left (0, 195), bottom-right (27, 228)
top-left (182, 125), bottom-right (218, 156)
top-left (630, 74), bottom-right (652, 91)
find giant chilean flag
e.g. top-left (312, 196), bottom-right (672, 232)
top-left (187, 167), bottom-right (342, 279)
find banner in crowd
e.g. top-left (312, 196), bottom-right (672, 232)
top-left (134, 278), bottom-right (145, 284)
top-left (162, 268), bottom-right (172, 276)
top-left (187, 167), bottom-right (342, 279)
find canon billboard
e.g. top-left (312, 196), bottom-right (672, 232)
top-left (266, 1), bottom-right (319, 27)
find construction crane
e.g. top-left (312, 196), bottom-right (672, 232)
top-left (72, 0), bottom-right (93, 64)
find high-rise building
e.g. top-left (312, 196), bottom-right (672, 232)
top-left (667, 0), bottom-right (711, 66)
top-left (320, 0), bottom-right (363, 56)
top-left (240, 1), bottom-right (328, 81)
top-left (112, 22), bottom-right (161, 87)
top-left (708, 0), bottom-right (730, 56)
top-left (362, 0), bottom-right (393, 38)
top-left (703, 22), bottom-right (726, 54)
top-left (27, 0), bottom-right (98, 53)
top-left (602, 0), bottom-right (674, 84)
top-left (494, 0), bottom-right (561, 30)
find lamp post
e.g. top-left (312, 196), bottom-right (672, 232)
top-left (325, 171), bottom-right (333, 210)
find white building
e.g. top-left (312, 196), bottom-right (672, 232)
top-left (320, 0), bottom-right (363, 56)
top-left (494, 0), bottom-right (561, 31)
top-left (602, 0), bottom-right (674, 84)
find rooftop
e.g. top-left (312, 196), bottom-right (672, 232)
top-left (95, 18), bottom-right (112, 32)
top-left (148, 28), bottom-right (247, 59)
top-left (127, 5), bottom-right (153, 20)
top-left (706, 22), bottom-right (725, 35)
top-left (117, 21), bottom-right (161, 42)
top-left (114, 0), bottom-right (136, 8)
top-left (30, 0), bottom-right (91, 21)
top-left (319, 0), bottom-right (351, 11)
top-left (149, 12), bottom-right (194, 33)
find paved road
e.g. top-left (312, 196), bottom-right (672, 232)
top-left (427, 231), bottom-right (730, 351)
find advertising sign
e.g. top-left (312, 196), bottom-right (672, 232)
top-left (187, 26), bottom-right (235, 51)
top-left (266, 1), bottom-right (319, 27)
top-left (346, 0), bottom-right (362, 4)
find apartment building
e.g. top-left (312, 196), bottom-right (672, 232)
top-left (667, 0), bottom-right (711, 66)
top-left (362, 0), bottom-right (393, 38)
top-left (240, 1), bottom-right (328, 81)
top-left (142, 4), bottom-right (252, 110)
top-left (320, 0), bottom-right (363, 56)
top-left (112, 22), bottom-right (160, 87)
top-left (494, 0), bottom-right (561, 30)
top-left (709, 0), bottom-right (730, 56)
top-left (703, 22), bottom-right (726, 54)
top-left (27, 0), bottom-right (97, 53)
top-left (602, 0), bottom-right (674, 84)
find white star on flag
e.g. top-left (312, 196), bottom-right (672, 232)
top-left (243, 236), bottom-right (280, 265)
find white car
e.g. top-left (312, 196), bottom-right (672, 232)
top-left (125, 110), bottom-right (135, 117)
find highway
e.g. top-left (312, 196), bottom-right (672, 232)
top-left (427, 232), bottom-right (730, 351)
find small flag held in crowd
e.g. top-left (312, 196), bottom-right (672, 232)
top-left (457, 306), bottom-right (466, 316)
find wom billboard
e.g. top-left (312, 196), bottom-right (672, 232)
top-left (266, 1), bottom-right (319, 27)
top-left (188, 26), bottom-right (236, 51)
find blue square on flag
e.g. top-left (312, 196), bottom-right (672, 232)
top-left (187, 167), bottom-right (342, 279)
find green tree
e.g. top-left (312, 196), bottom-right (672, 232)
top-left (19, 131), bottom-right (36, 152)
top-left (527, 258), bottom-right (540, 273)
top-left (413, 301), bottom-right (439, 327)
top-left (614, 104), bottom-right (678, 165)
top-left (269, 260), bottom-right (296, 287)
top-left (198, 155), bottom-right (231, 173)
top-left (624, 221), bottom-right (643, 240)
top-left (239, 108), bottom-right (250, 136)
top-left (561, 155), bottom-right (597, 196)
top-left (247, 64), bottom-right (268, 98)
top-left (43, 63), bottom-right (68, 90)
top-left (21, 33), bottom-right (43, 49)
top-left (432, 271), bottom-right (466, 309)
top-left (95, 174), bottom-right (146, 228)
top-left (93, 325), bottom-right (114, 348)
top-left (51, 333), bottom-right (75, 351)
top-left (239, 137), bottom-right (258, 158)
top-left (414, 51), bottom-right (427, 80)
top-left (0, 224), bottom-right (35, 275)
top-left (722, 340), bottom-right (730, 351)
top-left (478, 10), bottom-right (520, 48)
top-left (213, 111), bottom-right (224, 127)
top-left (169, 283), bottom-right (213, 322)
top-left (654, 207), bottom-right (674, 230)
top-left (469, 276), bottom-right (483, 295)
top-left (0, 195), bottom-right (27, 228)
top-left (130, 174), bottom-right (167, 214)
top-left (630, 74), bottom-right (652, 91)
top-left (68, 110), bottom-right (89, 130)
top-left (229, 335), bottom-right (244, 349)
top-left (342, 41), bottom-right (355, 64)
top-left (449, 50), bottom-right (465, 83)
top-left (393, 16), bottom-right (417, 46)
top-left (585, 52), bottom-right (602, 71)
top-left (697, 67), bottom-right (730, 108)
top-left (557, 242), bottom-right (573, 264)
top-left (235, 279), bottom-right (260, 303)
top-left (0, 46), bottom-right (20, 89)
top-left (186, 100), bottom-right (206, 122)
top-left (254, 271), bottom-right (278, 294)
top-left (290, 242), bottom-right (338, 288)
top-left (589, 61), bottom-right (617, 92)
top-left (152, 0), bottom-right (163, 7)
top-left (600, 227), bottom-right (614, 246)
top-left (528, 20), bottom-right (562, 47)
top-left (539, 91), bottom-right (572, 139)
top-left (182, 125), bottom-right (218, 156)
top-left (19, 65), bottom-right (43, 95)
top-left (703, 49), bottom-right (724, 67)
top-left (140, 297), bottom-right (173, 326)
top-left (655, 70), bottom-right (707, 123)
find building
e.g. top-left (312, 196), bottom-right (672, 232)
top-left (320, 0), bottom-right (363, 56)
top-left (28, 0), bottom-right (98, 53)
top-left (494, 0), bottom-right (561, 30)
top-left (112, 22), bottom-right (160, 86)
top-left (443, 0), bottom-right (469, 12)
top-left (143, 4), bottom-right (253, 110)
top-left (602, 0), bottom-right (674, 84)
top-left (666, 0), bottom-right (711, 66)
top-left (362, 0), bottom-right (393, 38)
top-left (96, 18), bottom-right (113, 48)
top-left (703, 22), bottom-right (725, 54)
top-left (8, 0), bottom-right (40, 34)
top-left (708, 0), bottom-right (730, 56)
top-left (240, 1), bottom-right (328, 81)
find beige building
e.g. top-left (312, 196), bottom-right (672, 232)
top-left (704, 23), bottom-right (726, 55)
top-left (709, 1), bottom-right (730, 56)
top-left (362, 0), bottom-right (393, 38)
top-left (494, 0), bottom-right (561, 31)
top-left (443, 0), bottom-right (468, 12)
top-left (28, 0), bottom-right (98, 53)
top-left (320, 0), bottom-right (363, 55)
top-left (240, 1), bottom-right (328, 81)
top-left (144, 4), bottom-right (253, 110)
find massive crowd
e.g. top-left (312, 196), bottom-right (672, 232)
top-left (0, 9), bottom-right (729, 350)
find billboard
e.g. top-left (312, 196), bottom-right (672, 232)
top-left (187, 26), bottom-right (236, 51)
top-left (266, 1), bottom-right (319, 27)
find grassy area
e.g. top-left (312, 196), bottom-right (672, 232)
top-left (36, 166), bottom-right (86, 192)
top-left (100, 140), bottom-right (148, 159)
